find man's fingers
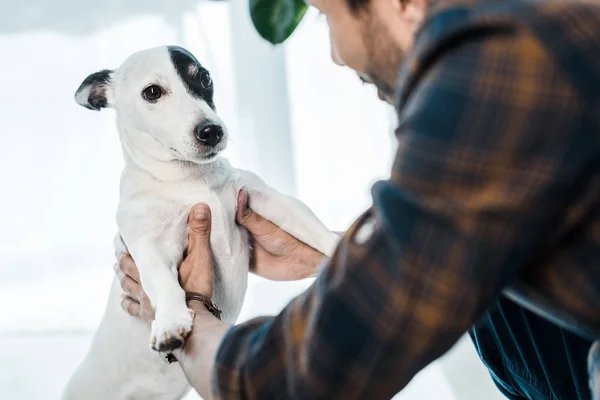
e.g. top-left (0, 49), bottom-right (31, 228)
top-left (186, 203), bottom-right (212, 266)
top-left (185, 203), bottom-right (213, 271)
top-left (119, 254), bottom-right (140, 282)
top-left (236, 190), bottom-right (280, 238)
top-left (115, 255), bottom-right (155, 323)
top-left (188, 204), bottom-right (211, 246)
top-left (119, 272), bottom-right (142, 301)
top-left (236, 189), bottom-right (250, 223)
top-left (120, 295), bottom-right (141, 318)
top-left (179, 203), bottom-right (215, 295)
top-left (236, 190), bottom-right (257, 226)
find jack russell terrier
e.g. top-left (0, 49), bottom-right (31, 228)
top-left (62, 45), bottom-right (339, 400)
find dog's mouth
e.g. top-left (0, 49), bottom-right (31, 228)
top-left (168, 146), bottom-right (222, 164)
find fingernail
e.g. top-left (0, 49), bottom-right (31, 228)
top-left (194, 206), bottom-right (208, 221)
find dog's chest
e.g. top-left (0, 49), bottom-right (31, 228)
top-left (117, 166), bottom-right (250, 301)
top-left (171, 180), bottom-right (250, 315)
top-left (117, 166), bottom-right (250, 320)
top-left (165, 179), bottom-right (244, 256)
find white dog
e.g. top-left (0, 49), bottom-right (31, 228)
top-left (61, 45), bottom-right (339, 400)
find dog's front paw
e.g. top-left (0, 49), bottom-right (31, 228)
top-left (150, 307), bottom-right (194, 352)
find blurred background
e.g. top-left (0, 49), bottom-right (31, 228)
top-left (0, 1), bottom-right (505, 399)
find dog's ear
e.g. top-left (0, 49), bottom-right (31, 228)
top-left (74, 69), bottom-right (115, 111)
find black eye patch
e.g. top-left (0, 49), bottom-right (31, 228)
top-left (168, 46), bottom-right (215, 109)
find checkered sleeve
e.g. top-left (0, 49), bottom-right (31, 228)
top-left (211, 27), bottom-right (585, 400)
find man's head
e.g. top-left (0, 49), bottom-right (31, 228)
top-left (74, 46), bottom-right (228, 165)
top-left (309, 0), bottom-right (431, 102)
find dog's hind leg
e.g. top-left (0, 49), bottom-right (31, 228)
top-left (61, 277), bottom-right (190, 400)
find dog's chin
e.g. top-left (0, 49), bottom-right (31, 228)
top-left (185, 151), bottom-right (223, 165)
top-left (168, 146), bottom-right (223, 165)
top-left (197, 151), bottom-right (220, 163)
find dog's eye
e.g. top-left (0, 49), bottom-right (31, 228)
top-left (200, 72), bottom-right (212, 89)
top-left (142, 85), bottom-right (163, 102)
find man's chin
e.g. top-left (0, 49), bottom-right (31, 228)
top-left (359, 71), bottom-right (395, 104)
top-left (377, 88), bottom-right (393, 104)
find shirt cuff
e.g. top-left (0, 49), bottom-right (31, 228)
top-left (211, 316), bottom-right (274, 399)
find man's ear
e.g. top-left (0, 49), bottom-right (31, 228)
top-left (74, 69), bottom-right (115, 111)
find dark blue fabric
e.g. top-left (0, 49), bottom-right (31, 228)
top-left (470, 297), bottom-right (593, 400)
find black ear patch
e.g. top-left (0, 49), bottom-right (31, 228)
top-left (168, 46), bottom-right (215, 109)
top-left (75, 69), bottom-right (113, 111)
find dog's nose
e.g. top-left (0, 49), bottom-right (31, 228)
top-left (195, 123), bottom-right (223, 147)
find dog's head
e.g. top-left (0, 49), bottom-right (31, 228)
top-left (75, 46), bottom-right (227, 164)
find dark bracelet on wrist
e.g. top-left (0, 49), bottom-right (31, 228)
top-left (185, 292), bottom-right (222, 321)
top-left (164, 292), bottom-right (222, 365)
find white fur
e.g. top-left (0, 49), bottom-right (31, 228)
top-left (62, 46), bottom-right (339, 399)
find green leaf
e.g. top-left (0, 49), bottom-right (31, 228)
top-left (249, 0), bottom-right (309, 44)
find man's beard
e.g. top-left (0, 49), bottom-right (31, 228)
top-left (361, 13), bottom-right (405, 103)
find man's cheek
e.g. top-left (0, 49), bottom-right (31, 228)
top-left (332, 33), bottom-right (370, 74)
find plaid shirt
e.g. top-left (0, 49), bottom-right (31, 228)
top-left (212, 1), bottom-right (600, 398)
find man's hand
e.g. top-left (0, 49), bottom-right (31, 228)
top-left (118, 203), bottom-right (216, 322)
top-left (179, 204), bottom-right (214, 296)
top-left (117, 190), bottom-right (333, 322)
top-left (116, 255), bottom-right (155, 323)
top-left (236, 190), bottom-right (329, 281)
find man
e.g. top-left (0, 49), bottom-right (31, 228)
top-left (117, 0), bottom-right (600, 398)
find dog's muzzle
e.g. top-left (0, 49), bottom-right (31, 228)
top-left (194, 123), bottom-right (224, 147)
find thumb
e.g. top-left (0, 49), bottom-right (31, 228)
top-left (188, 204), bottom-right (211, 246)
top-left (236, 190), bottom-right (280, 239)
top-left (236, 190), bottom-right (263, 232)
top-left (236, 190), bottom-right (254, 225)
